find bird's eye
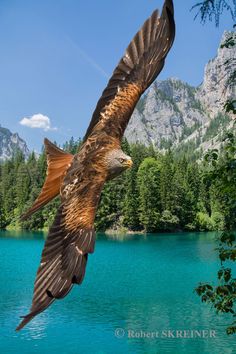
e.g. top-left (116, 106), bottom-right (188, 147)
top-left (119, 158), bottom-right (125, 163)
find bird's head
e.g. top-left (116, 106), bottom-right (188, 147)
top-left (106, 149), bottom-right (133, 179)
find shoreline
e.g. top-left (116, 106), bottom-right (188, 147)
top-left (0, 226), bottom-right (223, 236)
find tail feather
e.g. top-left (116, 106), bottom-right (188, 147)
top-left (21, 139), bottom-right (73, 220)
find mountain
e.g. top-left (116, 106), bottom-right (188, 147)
top-left (0, 125), bottom-right (30, 161)
top-left (125, 31), bottom-right (235, 154)
top-left (0, 31), bottom-right (234, 161)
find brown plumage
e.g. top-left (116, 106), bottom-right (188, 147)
top-left (16, 0), bottom-right (175, 331)
top-left (20, 139), bottom-right (74, 221)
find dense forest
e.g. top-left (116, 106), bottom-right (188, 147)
top-left (0, 135), bottom-right (235, 233)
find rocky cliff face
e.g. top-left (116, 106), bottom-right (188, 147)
top-left (125, 31), bottom-right (235, 152)
top-left (126, 78), bottom-right (208, 148)
top-left (0, 126), bottom-right (30, 161)
top-left (197, 31), bottom-right (235, 118)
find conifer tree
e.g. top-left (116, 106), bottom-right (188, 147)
top-left (137, 157), bottom-right (162, 232)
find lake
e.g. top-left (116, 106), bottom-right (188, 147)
top-left (0, 230), bottom-right (235, 354)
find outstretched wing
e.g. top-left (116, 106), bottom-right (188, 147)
top-left (16, 165), bottom-right (106, 331)
top-left (83, 0), bottom-right (175, 143)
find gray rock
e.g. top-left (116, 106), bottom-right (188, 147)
top-left (125, 31), bottom-right (235, 152)
top-left (0, 125), bottom-right (30, 161)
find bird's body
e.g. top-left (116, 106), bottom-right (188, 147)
top-left (16, 0), bottom-right (175, 330)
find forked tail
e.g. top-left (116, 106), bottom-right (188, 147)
top-left (21, 139), bottom-right (73, 220)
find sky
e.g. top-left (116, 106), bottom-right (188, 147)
top-left (0, 0), bottom-right (234, 152)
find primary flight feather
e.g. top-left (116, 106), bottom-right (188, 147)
top-left (16, 0), bottom-right (175, 330)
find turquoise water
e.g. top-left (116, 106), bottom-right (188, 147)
top-left (0, 230), bottom-right (235, 354)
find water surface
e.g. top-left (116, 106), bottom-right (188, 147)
top-left (0, 230), bottom-right (235, 354)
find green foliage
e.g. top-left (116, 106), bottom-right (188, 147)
top-left (173, 139), bottom-right (202, 161)
top-left (191, 0), bottom-right (236, 27)
top-left (159, 138), bottom-right (173, 149)
top-left (180, 122), bottom-right (201, 140)
top-left (224, 99), bottom-right (236, 114)
top-left (195, 130), bottom-right (236, 335)
top-left (192, 3), bottom-right (236, 333)
top-left (211, 211), bottom-right (225, 230)
top-left (0, 189), bottom-right (7, 229)
top-left (0, 136), bottom-right (235, 235)
top-left (137, 157), bottom-right (161, 232)
top-left (159, 210), bottom-right (179, 231)
top-left (122, 143), bottom-right (149, 231)
top-left (203, 113), bottom-right (231, 142)
top-left (95, 175), bottom-right (126, 231)
top-left (195, 212), bottom-right (215, 231)
top-left (221, 34), bottom-right (236, 48)
top-left (0, 138), bottom-right (81, 230)
top-left (63, 136), bottom-right (82, 154)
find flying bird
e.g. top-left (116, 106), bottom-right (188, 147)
top-left (16, 0), bottom-right (175, 330)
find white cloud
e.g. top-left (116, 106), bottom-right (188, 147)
top-left (19, 113), bottom-right (57, 131)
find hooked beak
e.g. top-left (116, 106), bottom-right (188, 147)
top-left (124, 159), bottom-right (133, 168)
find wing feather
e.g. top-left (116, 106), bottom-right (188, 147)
top-left (16, 169), bottom-right (105, 331)
top-left (83, 0), bottom-right (175, 142)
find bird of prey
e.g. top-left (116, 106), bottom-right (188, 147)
top-left (16, 0), bottom-right (175, 330)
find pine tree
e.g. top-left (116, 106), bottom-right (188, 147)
top-left (122, 143), bottom-right (149, 230)
top-left (0, 189), bottom-right (7, 229)
top-left (137, 157), bottom-right (162, 232)
top-left (1, 159), bottom-right (16, 224)
top-left (159, 150), bottom-right (175, 212)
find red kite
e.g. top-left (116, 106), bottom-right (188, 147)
top-left (16, 0), bottom-right (175, 330)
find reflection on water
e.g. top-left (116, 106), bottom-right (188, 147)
top-left (0, 229), bottom-right (46, 240)
top-left (0, 230), bottom-right (235, 354)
